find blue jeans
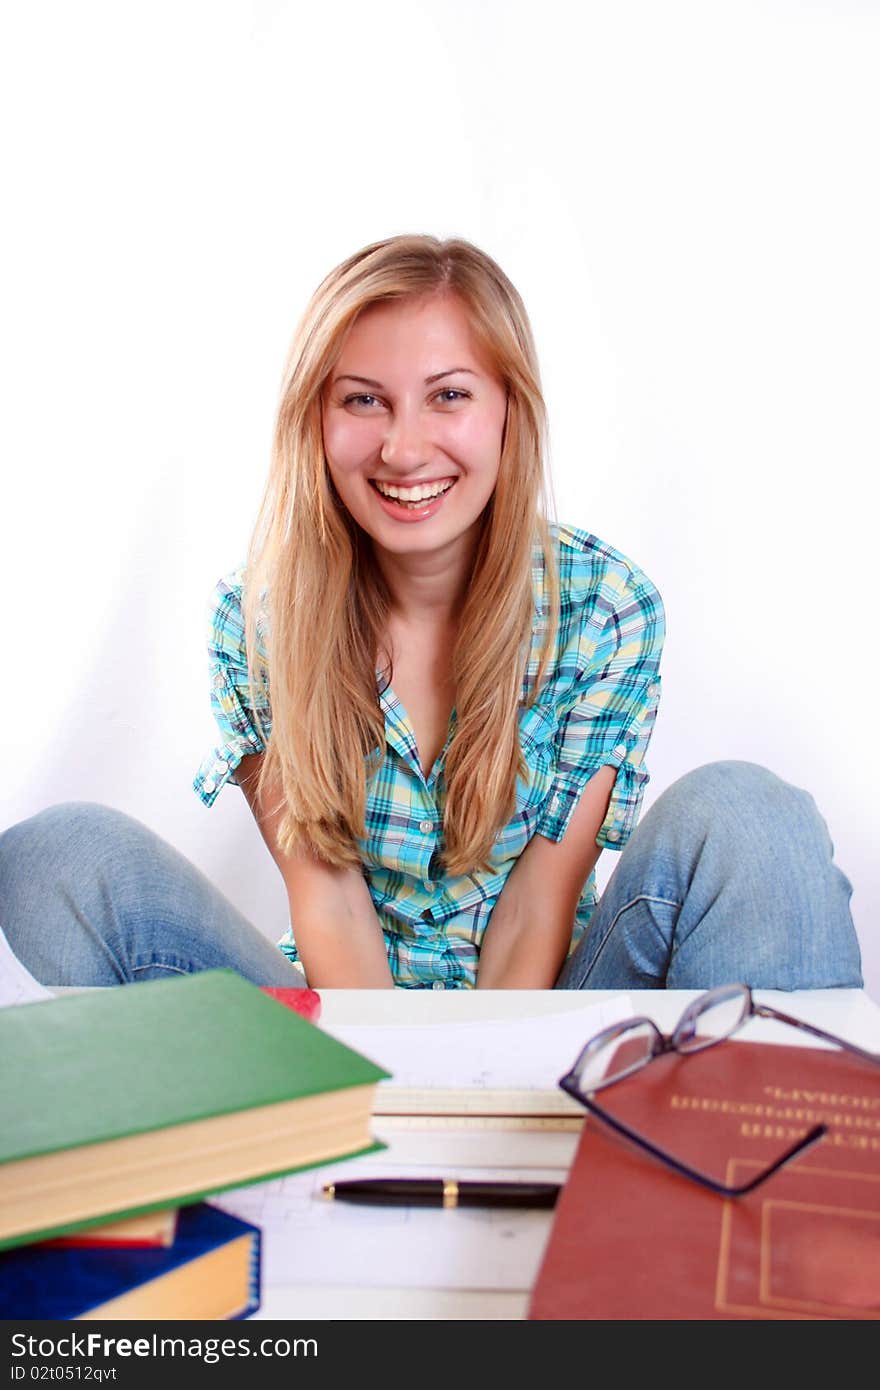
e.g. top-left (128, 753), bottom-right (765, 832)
top-left (0, 762), bottom-right (862, 991)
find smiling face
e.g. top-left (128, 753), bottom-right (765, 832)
top-left (321, 293), bottom-right (508, 570)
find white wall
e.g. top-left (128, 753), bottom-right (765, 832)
top-left (2, 1), bottom-right (878, 996)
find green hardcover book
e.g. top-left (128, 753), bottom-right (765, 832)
top-left (0, 969), bottom-right (389, 1250)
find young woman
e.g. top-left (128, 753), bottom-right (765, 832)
top-left (0, 236), bottom-right (863, 991)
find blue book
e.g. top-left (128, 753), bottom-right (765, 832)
top-left (0, 1203), bottom-right (260, 1320)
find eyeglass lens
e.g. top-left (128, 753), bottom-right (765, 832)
top-left (573, 1021), bottom-right (660, 1092)
top-left (672, 986), bottom-right (752, 1054)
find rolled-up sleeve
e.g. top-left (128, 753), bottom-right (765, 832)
top-left (192, 569), bottom-right (271, 807)
top-left (537, 568), bottom-right (665, 848)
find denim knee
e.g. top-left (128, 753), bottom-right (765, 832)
top-left (652, 762), bottom-right (858, 988)
top-left (0, 802), bottom-right (136, 882)
top-left (0, 803), bottom-right (165, 928)
top-left (648, 760), bottom-right (826, 850)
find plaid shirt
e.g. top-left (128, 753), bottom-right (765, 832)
top-left (194, 523), bottom-right (665, 988)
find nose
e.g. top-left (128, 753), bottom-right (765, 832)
top-left (380, 404), bottom-right (430, 472)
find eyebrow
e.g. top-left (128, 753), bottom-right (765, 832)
top-left (333, 368), bottom-right (478, 389)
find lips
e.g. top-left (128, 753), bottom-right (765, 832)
top-left (369, 477), bottom-right (457, 520)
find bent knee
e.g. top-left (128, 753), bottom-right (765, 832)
top-left (0, 802), bottom-right (147, 882)
top-left (659, 760), bottom-right (818, 824)
top-left (642, 761), bottom-right (840, 868)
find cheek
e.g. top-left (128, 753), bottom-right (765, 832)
top-left (448, 412), bottom-right (504, 470)
top-left (323, 415), bottom-right (376, 475)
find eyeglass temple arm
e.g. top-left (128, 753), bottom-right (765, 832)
top-left (715, 1122), bottom-right (827, 1195)
top-left (565, 1084), bottom-right (827, 1198)
top-left (752, 1003), bottom-right (880, 1064)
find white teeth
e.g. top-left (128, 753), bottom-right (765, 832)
top-left (373, 479), bottom-right (454, 502)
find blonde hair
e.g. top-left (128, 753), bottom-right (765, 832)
top-left (246, 234), bottom-right (559, 875)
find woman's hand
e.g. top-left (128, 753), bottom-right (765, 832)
top-left (476, 765), bottom-right (617, 989)
top-left (237, 754), bottom-right (394, 988)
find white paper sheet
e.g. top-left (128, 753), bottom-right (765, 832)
top-left (323, 993), bottom-right (634, 1106)
top-left (215, 1152), bottom-right (568, 1292)
top-left (0, 923), bottom-right (53, 1007)
top-left (216, 996), bottom-right (635, 1293)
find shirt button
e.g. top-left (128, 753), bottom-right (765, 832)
top-left (213, 673), bottom-right (225, 690)
top-left (419, 820), bottom-right (434, 834)
top-left (606, 828), bottom-right (621, 842)
top-left (203, 778), bottom-right (216, 794)
top-left (215, 760), bottom-right (228, 773)
top-left (424, 881), bottom-right (434, 893)
top-left (432, 981), bottom-right (445, 991)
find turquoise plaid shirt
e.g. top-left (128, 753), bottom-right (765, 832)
top-left (194, 523), bottom-right (665, 988)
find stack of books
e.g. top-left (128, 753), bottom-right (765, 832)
top-left (0, 971), bottom-right (388, 1319)
top-left (1, 1203), bottom-right (263, 1320)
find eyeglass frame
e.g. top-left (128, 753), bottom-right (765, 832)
top-left (558, 983), bottom-right (880, 1197)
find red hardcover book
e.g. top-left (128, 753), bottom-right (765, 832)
top-left (259, 986), bottom-right (321, 1022)
top-left (529, 1039), bottom-right (880, 1320)
top-left (46, 1208), bottom-right (179, 1249)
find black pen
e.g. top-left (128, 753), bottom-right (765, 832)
top-left (322, 1178), bottom-right (561, 1208)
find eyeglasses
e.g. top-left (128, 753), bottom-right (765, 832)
top-left (559, 983), bottom-right (880, 1197)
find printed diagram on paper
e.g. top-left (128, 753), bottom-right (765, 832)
top-left (215, 1156), bottom-right (567, 1293)
top-left (324, 994), bottom-right (635, 1116)
top-left (215, 998), bottom-right (635, 1292)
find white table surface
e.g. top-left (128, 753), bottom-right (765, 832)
top-left (253, 986), bottom-right (880, 1321)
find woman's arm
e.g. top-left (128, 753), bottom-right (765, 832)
top-left (237, 753), bottom-right (394, 988)
top-left (476, 765), bottom-right (617, 989)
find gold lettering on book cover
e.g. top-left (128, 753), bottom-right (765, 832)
top-left (670, 1092), bottom-right (880, 1132)
top-left (762, 1087), bottom-right (880, 1109)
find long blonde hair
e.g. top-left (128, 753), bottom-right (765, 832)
top-left (246, 234), bottom-right (559, 875)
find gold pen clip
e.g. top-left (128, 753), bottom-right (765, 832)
top-left (442, 1179), bottom-right (458, 1209)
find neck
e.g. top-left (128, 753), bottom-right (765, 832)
top-left (374, 526), bottom-right (482, 626)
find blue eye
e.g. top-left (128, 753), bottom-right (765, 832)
top-left (343, 393), bottom-right (381, 408)
top-left (435, 388), bottom-right (470, 404)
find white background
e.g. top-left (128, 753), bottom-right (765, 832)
top-left (2, 1), bottom-right (877, 996)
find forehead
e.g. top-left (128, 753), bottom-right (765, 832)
top-left (335, 293), bottom-right (494, 376)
